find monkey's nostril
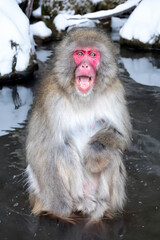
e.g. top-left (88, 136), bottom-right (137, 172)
top-left (82, 64), bottom-right (88, 68)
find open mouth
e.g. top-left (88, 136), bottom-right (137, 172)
top-left (76, 75), bottom-right (95, 93)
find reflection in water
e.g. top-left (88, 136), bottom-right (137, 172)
top-left (0, 86), bottom-right (33, 136)
top-left (0, 44), bottom-right (53, 137)
top-left (121, 57), bottom-right (160, 87)
top-left (36, 48), bottom-right (52, 63)
top-left (0, 43), bottom-right (160, 240)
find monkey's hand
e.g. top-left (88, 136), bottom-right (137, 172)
top-left (84, 127), bottom-right (125, 173)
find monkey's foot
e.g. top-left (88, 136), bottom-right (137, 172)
top-left (76, 197), bottom-right (97, 215)
top-left (41, 211), bottom-right (84, 224)
top-left (89, 201), bottom-right (113, 222)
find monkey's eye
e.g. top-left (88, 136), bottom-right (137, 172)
top-left (77, 51), bottom-right (84, 56)
top-left (89, 52), bottom-right (96, 57)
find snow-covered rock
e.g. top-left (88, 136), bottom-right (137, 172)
top-left (30, 21), bottom-right (52, 39)
top-left (120, 0), bottom-right (160, 49)
top-left (0, 0), bottom-right (36, 78)
top-left (53, 0), bottom-right (140, 33)
top-left (54, 14), bottom-right (96, 32)
top-left (32, 7), bottom-right (42, 19)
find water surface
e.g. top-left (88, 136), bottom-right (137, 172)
top-left (0, 41), bottom-right (160, 240)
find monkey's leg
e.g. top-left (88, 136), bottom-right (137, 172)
top-left (26, 161), bottom-right (73, 218)
top-left (107, 155), bottom-right (127, 213)
top-left (75, 172), bottom-right (100, 215)
top-left (84, 127), bottom-right (125, 173)
top-left (56, 144), bottom-right (84, 203)
top-left (89, 154), bottom-right (127, 221)
top-left (27, 143), bottom-right (84, 218)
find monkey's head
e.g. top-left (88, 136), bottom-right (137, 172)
top-left (54, 28), bottom-right (118, 102)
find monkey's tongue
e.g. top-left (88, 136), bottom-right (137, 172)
top-left (76, 76), bottom-right (94, 93)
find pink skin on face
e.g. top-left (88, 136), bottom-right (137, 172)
top-left (73, 47), bottom-right (100, 94)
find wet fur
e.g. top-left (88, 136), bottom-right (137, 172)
top-left (26, 28), bottom-right (131, 223)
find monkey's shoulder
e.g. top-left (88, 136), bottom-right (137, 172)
top-left (40, 74), bottom-right (59, 94)
top-left (34, 76), bottom-right (61, 105)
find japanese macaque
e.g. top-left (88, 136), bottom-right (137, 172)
top-left (26, 28), bottom-right (131, 223)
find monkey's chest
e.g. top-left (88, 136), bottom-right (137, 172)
top-left (71, 120), bottom-right (102, 156)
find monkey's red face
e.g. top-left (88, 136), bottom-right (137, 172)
top-left (73, 47), bottom-right (100, 94)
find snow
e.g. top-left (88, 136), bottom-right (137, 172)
top-left (83, 0), bottom-right (140, 19)
top-left (16, 0), bottom-right (25, 3)
top-left (0, 0), bottom-right (160, 136)
top-left (0, 87), bottom-right (33, 136)
top-left (30, 21), bottom-right (52, 39)
top-left (121, 57), bottom-right (160, 87)
top-left (111, 17), bottom-right (127, 41)
top-left (120, 0), bottom-right (160, 44)
top-left (0, 0), bottom-right (35, 76)
top-left (112, 17), bottom-right (127, 31)
top-left (32, 7), bottom-right (42, 18)
top-left (0, 0), bottom-right (160, 79)
top-left (54, 0), bottom-right (141, 31)
top-left (91, 0), bottom-right (103, 4)
top-left (54, 14), bottom-right (96, 32)
top-left (54, 14), bottom-right (75, 31)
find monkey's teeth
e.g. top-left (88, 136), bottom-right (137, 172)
top-left (80, 82), bottom-right (89, 88)
top-left (78, 77), bottom-right (92, 83)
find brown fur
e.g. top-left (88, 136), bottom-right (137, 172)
top-left (29, 193), bottom-right (43, 216)
top-left (26, 27), bottom-right (132, 223)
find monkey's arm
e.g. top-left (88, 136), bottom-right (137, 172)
top-left (84, 127), bottom-right (126, 173)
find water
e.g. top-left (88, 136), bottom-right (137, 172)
top-left (0, 41), bottom-right (160, 240)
